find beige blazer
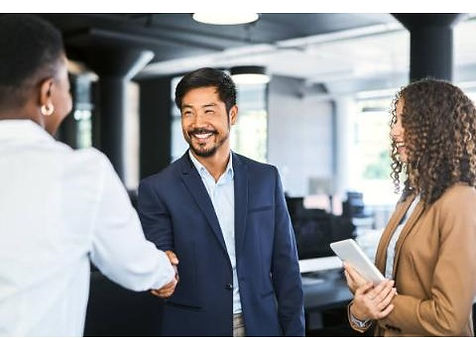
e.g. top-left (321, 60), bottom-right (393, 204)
top-left (349, 183), bottom-right (476, 336)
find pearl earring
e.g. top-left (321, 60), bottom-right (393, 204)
top-left (40, 103), bottom-right (55, 116)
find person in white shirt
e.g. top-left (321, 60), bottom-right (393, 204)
top-left (0, 14), bottom-right (178, 336)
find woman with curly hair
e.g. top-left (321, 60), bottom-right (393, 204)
top-left (344, 79), bottom-right (476, 336)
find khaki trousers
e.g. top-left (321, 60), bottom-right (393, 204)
top-left (233, 313), bottom-right (246, 337)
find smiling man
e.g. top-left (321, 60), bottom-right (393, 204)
top-left (137, 67), bottom-right (304, 336)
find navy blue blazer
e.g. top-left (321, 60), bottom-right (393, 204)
top-left (138, 152), bottom-right (304, 336)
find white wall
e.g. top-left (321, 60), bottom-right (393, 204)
top-left (268, 76), bottom-right (334, 197)
top-left (124, 82), bottom-right (140, 190)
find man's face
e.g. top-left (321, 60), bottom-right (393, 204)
top-left (180, 86), bottom-right (237, 158)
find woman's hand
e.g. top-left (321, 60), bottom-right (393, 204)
top-left (350, 279), bottom-right (397, 321)
top-left (150, 250), bottom-right (179, 298)
top-left (343, 262), bottom-right (368, 294)
top-left (150, 278), bottom-right (177, 298)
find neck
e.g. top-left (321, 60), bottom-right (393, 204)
top-left (192, 142), bottom-right (231, 182)
top-left (0, 105), bottom-right (44, 129)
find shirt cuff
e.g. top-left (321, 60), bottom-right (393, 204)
top-left (150, 250), bottom-right (175, 289)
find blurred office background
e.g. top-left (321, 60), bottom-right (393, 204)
top-left (28, 13), bottom-right (476, 335)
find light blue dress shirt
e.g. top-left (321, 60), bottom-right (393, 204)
top-left (189, 151), bottom-right (242, 314)
top-left (385, 195), bottom-right (420, 279)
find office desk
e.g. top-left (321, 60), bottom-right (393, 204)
top-left (302, 270), bottom-right (353, 332)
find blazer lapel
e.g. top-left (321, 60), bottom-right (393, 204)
top-left (375, 194), bottom-right (416, 274)
top-left (178, 153), bottom-right (228, 256)
top-left (233, 153), bottom-right (248, 260)
top-left (392, 199), bottom-right (425, 277)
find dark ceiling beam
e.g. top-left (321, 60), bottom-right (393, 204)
top-left (65, 27), bottom-right (223, 52)
top-left (392, 13), bottom-right (466, 29)
top-left (117, 14), bottom-right (268, 44)
top-left (44, 14), bottom-right (235, 52)
top-left (76, 13), bottom-right (302, 46)
top-left (66, 14), bottom-right (253, 48)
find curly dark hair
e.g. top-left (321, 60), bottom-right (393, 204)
top-left (390, 78), bottom-right (476, 205)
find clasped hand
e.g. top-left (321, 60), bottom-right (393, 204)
top-left (343, 262), bottom-right (397, 321)
top-left (151, 250), bottom-right (179, 298)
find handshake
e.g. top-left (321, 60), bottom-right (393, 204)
top-left (151, 250), bottom-right (179, 298)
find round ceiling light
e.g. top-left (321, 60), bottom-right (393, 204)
top-left (192, 13), bottom-right (259, 25)
top-left (230, 66), bottom-right (270, 85)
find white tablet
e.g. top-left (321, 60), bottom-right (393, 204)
top-left (330, 239), bottom-right (385, 285)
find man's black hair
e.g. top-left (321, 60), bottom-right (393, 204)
top-left (0, 14), bottom-right (64, 109)
top-left (175, 67), bottom-right (237, 112)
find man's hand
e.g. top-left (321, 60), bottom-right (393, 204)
top-left (151, 250), bottom-right (179, 298)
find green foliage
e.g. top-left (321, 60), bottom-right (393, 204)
top-left (363, 150), bottom-right (391, 179)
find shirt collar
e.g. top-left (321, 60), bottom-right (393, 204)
top-left (0, 119), bottom-right (54, 142)
top-left (188, 150), bottom-right (234, 182)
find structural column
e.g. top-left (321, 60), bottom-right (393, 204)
top-left (137, 76), bottom-right (174, 180)
top-left (334, 96), bottom-right (357, 196)
top-left (78, 47), bottom-right (154, 181)
top-left (393, 14), bottom-right (464, 82)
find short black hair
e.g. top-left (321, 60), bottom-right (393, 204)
top-left (0, 14), bottom-right (64, 109)
top-left (175, 67), bottom-right (237, 112)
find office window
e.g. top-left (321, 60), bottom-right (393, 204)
top-left (70, 79), bottom-right (140, 190)
top-left (356, 99), bottom-right (392, 182)
top-left (353, 98), bottom-right (399, 228)
top-left (170, 76), bottom-right (268, 163)
top-left (72, 76), bottom-right (93, 149)
top-left (73, 110), bottom-right (92, 149)
top-left (231, 83), bottom-right (268, 163)
top-left (467, 91), bottom-right (476, 103)
top-left (170, 76), bottom-right (188, 162)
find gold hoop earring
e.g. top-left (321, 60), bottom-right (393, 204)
top-left (40, 103), bottom-right (55, 116)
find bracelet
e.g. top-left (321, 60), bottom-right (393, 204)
top-left (349, 305), bottom-right (370, 328)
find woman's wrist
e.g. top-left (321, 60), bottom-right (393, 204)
top-left (350, 302), bottom-right (369, 322)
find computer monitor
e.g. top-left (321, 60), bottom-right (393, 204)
top-left (342, 191), bottom-right (369, 218)
top-left (286, 196), bottom-right (355, 260)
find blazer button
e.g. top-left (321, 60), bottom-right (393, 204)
top-left (225, 283), bottom-right (233, 290)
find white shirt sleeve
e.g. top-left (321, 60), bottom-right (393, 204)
top-left (89, 152), bottom-right (175, 291)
